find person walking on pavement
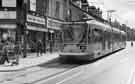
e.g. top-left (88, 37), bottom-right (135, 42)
top-left (37, 39), bottom-right (43, 56)
top-left (131, 41), bottom-right (133, 47)
top-left (1, 40), bottom-right (10, 64)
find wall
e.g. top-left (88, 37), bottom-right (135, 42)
top-left (47, 0), bottom-right (67, 21)
top-left (70, 3), bottom-right (85, 21)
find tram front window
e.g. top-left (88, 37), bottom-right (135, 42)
top-left (63, 25), bottom-right (87, 44)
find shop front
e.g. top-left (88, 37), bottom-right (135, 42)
top-left (0, 24), bottom-right (16, 42)
top-left (47, 17), bottom-right (63, 52)
top-left (0, 10), bottom-right (17, 45)
top-left (26, 14), bottom-right (47, 53)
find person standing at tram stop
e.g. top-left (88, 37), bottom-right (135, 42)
top-left (37, 39), bottom-right (43, 56)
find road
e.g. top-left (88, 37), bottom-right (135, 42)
top-left (0, 59), bottom-right (79, 84)
top-left (0, 42), bottom-right (135, 84)
top-left (53, 42), bottom-right (135, 84)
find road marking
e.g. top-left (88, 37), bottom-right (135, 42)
top-left (36, 66), bottom-right (81, 84)
top-left (126, 65), bottom-right (135, 84)
top-left (120, 58), bottom-right (128, 63)
top-left (127, 69), bottom-right (135, 84)
top-left (56, 71), bottom-right (82, 84)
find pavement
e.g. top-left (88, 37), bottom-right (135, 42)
top-left (0, 52), bottom-right (59, 71)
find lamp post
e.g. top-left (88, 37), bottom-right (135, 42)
top-left (107, 10), bottom-right (116, 22)
top-left (23, 0), bottom-right (28, 58)
top-left (107, 10), bottom-right (116, 51)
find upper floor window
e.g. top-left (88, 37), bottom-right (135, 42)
top-left (55, 1), bottom-right (60, 18)
top-left (1, 0), bottom-right (16, 7)
top-left (72, 0), bottom-right (82, 8)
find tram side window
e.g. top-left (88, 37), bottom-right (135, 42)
top-left (88, 26), bottom-right (92, 43)
top-left (104, 32), bottom-right (111, 41)
top-left (113, 33), bottom-right (120, 42)
top-left (63, 27), bottom-right (74, 43)
top-left (92, 29), bottom-right (103, 42)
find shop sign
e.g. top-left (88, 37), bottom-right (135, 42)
top-left (0, 24), bottom-right (16, 29)
top-left (27, 14), bottom-right (45, 25)
top-left (30, 0), bottom-right (36, 11)
top-left (27, 25), bottom-right (48, 32)
top-left (2, 0), bottom-right (16, 7)
top-left (0, 11), bottom-right (16, 19)
top-left (47, 17), bottom-right (62, 30)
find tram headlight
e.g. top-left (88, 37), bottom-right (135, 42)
top-left (80, 45), bottom-right (86, 52)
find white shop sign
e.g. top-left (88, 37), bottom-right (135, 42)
top-left (47, 17), bottom-right (62, 30)
top-left (27, 25), bottom-right (48, 32)
top-left (0, 24), bottom-right (16, 29)
top-left (0, 11), bottom-right (16, 19)
top-left (30, 0), bottom-right (36, 11)
top-left (2, 0), bottom-right (16, 7)
top-left (27, 14), bottom-right (45, 25)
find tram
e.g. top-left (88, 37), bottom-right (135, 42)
top-left (59, 20), bottom-right (126, 62)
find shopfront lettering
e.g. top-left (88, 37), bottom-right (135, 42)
top-left (47, 17), bottom-right (62, 30)
top-left (27, 14), bottom-right (45, 25)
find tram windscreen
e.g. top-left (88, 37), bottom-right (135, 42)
top-left (63, 24), bottom-right (87, 44)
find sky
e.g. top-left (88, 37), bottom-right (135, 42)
top-left (88, 0), bottom-right (135, 28)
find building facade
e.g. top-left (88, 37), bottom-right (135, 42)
top-left (0, 0), bottom-right (17, 43)
top-left (0, 0), bottom-right (99, 57)
top-left (46, 0), bottom-right (68, 52)
top-left (25, 0), bottom-right (47, 54)
top-left (0, 0), bottom-right (48, 57)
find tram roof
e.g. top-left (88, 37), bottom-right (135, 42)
top-left (112, 28), bottom-right (126, 35)
top-left (112, 28), bottom-right (121, 34)
top-left (63, 21), bottom-right (86, 25)
top-left (86, 20), bottom-right (111, 32)
top-left (121, 30), bottom-right (126, 35)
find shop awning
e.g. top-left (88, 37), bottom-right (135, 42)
top-left (0, 24), bottom-right (16, 29)
top-left (27, 25), bottom-right (48, 32)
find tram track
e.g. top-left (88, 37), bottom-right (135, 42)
top-left (0, 58), bottom-right (81, 84)
top-left (28, 65), bottom-right (80, 84)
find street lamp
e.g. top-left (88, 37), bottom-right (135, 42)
top-left (107, 10), bottom-right (116, 51)
top-left (107, 10), bottom-right (116, 22)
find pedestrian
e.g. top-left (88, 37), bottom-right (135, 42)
top-left (11, 42), bottom-right (20, 66)
top-left (37, 39), bottom-right (43, 56)
top-left (131, 41), bottom-right (133, 47)
top-left (2, 40), bottom-right (10, 64)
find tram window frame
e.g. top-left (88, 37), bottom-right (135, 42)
top-left (92, 28), bottom-right (103, 42)
top-left (113, 33), bottom-right (121, 41)
top-left (63, 26), bottom-right (74, 43)
top-left (88, 24), bottom-right (93, 43)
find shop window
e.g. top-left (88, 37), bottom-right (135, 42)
top-left (55, 32), bottom-right (61, 40)
top-left (1, 0), bottom-right (16, 7)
